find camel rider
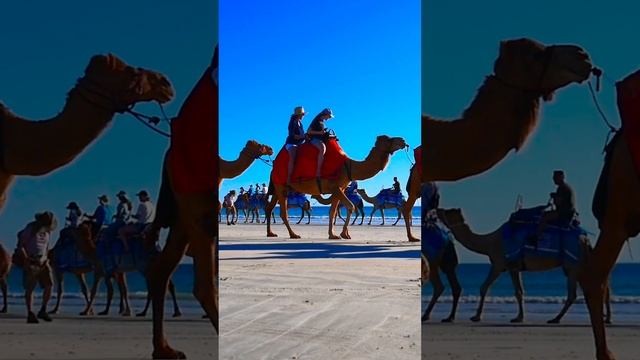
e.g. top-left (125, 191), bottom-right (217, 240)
top-left (248, 185), bottom-right (254, 196)
top-left (261, 183), bottom-right (268, 195)
top-left (392, 177), bottom-right (401, 194)
top-left (307, 108), bottom-right (334, 191)
top-left (15, 211), bottom-right (57, 324)
top-left (65, 202), bottom-right (83, 228)
top-left (255, 183), bottom-right (262, 198)
top-left (285, 106), bottom-right (307, 185)
top-left (223, 190), bottom-right (237, 225)
top-left (535, 170), bottom-right (576, 238)
top-left (422, 182), bottom-right (440, 224)
top-left (239, 187), bottom-right (246, 196)
top-left (118, 190), bottom-right (156, 251)
top-left (85, 195), bottom-right (113, 239)
top-left (346, 181), bottom-right (358, 195)
top-left (114, 191), bottom-right (133, 226)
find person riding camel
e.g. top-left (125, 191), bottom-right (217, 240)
top-left (15, 211), bottom-right (58, 324)
top-left (223, 190), bottom-right (237, 225)
top-left (114, 190), bottom-right (133, 226)
top-left (285, 106), bottom-right (307, 186)
top-left (261, 183), bottom-right (268, 195)
top-left (239, 186), bottom-right (246, 196)
top-left (535, 170), bottom-right (577, 239)
top-left (247, 184), bottom-right (254, 196)
top-left (346, 180), bottom-right (358, 195)
top-left (118, 190), bottom-right (156, 251)
top-left (392, 177), bottom-right (401, 194)
top-left (84, 195), bottom-right (113, 239)
top-left (307, 108), bottom-right (334, 192)
top-left (65, 201), bottom-right (83, 228)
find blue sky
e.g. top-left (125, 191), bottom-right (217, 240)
top-left (423, 0), bottom-right (640, 262)
top-left (219, 0), bottom-right (420, 202)
top-left (0, 0), bottom-right (216, 250)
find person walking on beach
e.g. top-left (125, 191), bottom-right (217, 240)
top-left (535, 170), bottom-right (576, 238)
top-left (85, 195), bottom-right (113, 239)
top-left (223, 190), bottom-right (237, 225)
top-left (285, 106), bottom-right (307, 186)
top-left (307, 108), bottom-right (334, 191)
top-left (15, 211), bottom-right (57, 323)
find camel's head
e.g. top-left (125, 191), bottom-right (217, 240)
top-left (375, 135), bottom-right (408, 154)
top-left (437, 208), bottom-right (464, 228)
top-left (245, 140), bottom-right (274, 157)
top-left (84, 54), bottom-right (175, 110)
top-left (494, 38), bottom-right (592, 101)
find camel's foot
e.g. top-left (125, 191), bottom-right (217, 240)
top-left (605, 317), bottom-right (612, 325)
top-left (329, 234), bottom-right (341, 240)
top-left (421, 313), bottom-right (429, 322)
top-left (340, 231), bottom-right (351, 239)
top-left (27, 311), bottom-right (39, 324)
top-left (120, 309), bottom-right (132, 317)
top-left (98, 309), bottom-right (109, 316)
top-left (136, 311), bottom-right (147, 317)
top-left (510, 316), bottom-right (524, 323)
top-left (441, 316), bottom-right (454, 323)
top-left (470, 315), bottom-right (481, 322)
top-left (0, 306), bottom-right (8, 314)
top-left (547, 317), bottom-right (561, 324)
top-left (173, 309), bottom-right (183, 318)
top-left (596, 349), bottom-right (616, 360)
top-left (408, 236), bottom-right (420, 242)
top-left (289, 233), bottom-right (301, 239)
top-left (79, 307), bottom-right (94, 316)
top-left (152, 345), bottom-right (186, 360)
top-left (267, 232), bottom-right (278, 237)
top-left (48, 308), bottom-right (59, 315)
top-left (37, 310), bottom-right (52, 322)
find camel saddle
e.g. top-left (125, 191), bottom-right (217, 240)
top-left (272, 138), bottom-right (348, 185)
top-left (422, 218), bottom-right (453, 264)
top-left (287, 192), bottom-right (308, 206)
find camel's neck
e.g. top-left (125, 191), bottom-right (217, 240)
top-left (357, 189), bottom-right (377, 204)
top-left (219, 146), bottom-right (259, 179)
top-left (424, 76), bottom-right (541, 181)
top-left (446, 221), bottom-right (500, 256)
top-left (351, 147), bottom-right (391, 181)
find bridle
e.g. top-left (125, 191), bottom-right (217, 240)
top-left (492, 45), bottom-right (557, 98)
top-left (241, 146), bottom-right (272, 166)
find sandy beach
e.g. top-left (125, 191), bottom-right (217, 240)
top-left (0, 311), bottom-right (216, 360)
top-left (219, 222), bottom-right (421, 360)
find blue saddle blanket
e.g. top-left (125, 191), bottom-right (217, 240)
top-left (346, 192), bottom-right (363, 206)
top-left (96, 224), bottom-right (158, 274)
top-left (422, 219), bottom-right (453, 263)
top-left (287, 192), bottom-right (308, 207)
top-left (53, 243), bottom-right (91, 271)
top-left (503, 207), bottom-right (586, 264)
top-left (376, 190), bottom-right (404, 205)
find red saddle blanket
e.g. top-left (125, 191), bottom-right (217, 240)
top-left (272, 138), bottom-right (348, 185)
top-left (618, 69), bottom-right (640, 177)
top-left (169, 48), bottom-right (218, 194)
top-left (414, 146), bottom-right (422, 177)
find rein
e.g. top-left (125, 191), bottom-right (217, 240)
top-left (585, 67), bottom-right (619, 152)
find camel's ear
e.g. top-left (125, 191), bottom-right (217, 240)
top-left (87, 54), bottom-right (110, 74)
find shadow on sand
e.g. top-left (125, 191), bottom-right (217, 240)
top-left (220, 242), bottom-right (419, 260)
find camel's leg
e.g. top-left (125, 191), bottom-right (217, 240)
top-left (49, 271), bottom-right (64, 314)
top-left (403, 189), bottom-right (419, 241)
top-left (277, 194), bottom-right (300, 239)
top-left (296, 207), bottom-right (304, 225)
top-left (138, 287), bottom-right (151, 317)
top-left (81, 271), bottom-right (102, 316)
top-left (508, 270), bottom-right (525, 323)
top-left (367, 208), bottom-right (376, 226)
top-left (548, 269), bottom-right (578, 324)
top-left (334, 192), bottom-right (353, 239)
top-left (149, 225), bottom-right (190, 359)
top-left (581, 226), bottom-right (626, 360)
top-left (443, 267), bottom-right (462, 323)
top-left (116, 273), bottom-right (131, 316)
top-left (358, 205), bottom-right (365, 225)
top-left (169, 279), bottom-right (182, 317)
top-left (380, 208), bottom-right (386, 226)
top-left (266, 194), bottom-right (279, 237)
top-left (306, 209), bottom-right (311, 225)
top-left (471, 266), bottom-right (502, 322)
top-left (423, 265), bottom-right (444, 322)
top-left (0, 277), bottom-right (7, 313)
top-left (77, 273), bottom-right (90, 304)
top-left (99, 275), bottom-right (114, 316)
top-left (392, 207), bottom-right (401, 226)
top-left (604, 277), bottom-right (612, 324)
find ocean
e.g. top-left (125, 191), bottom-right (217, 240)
top-left (422, 263), bottom-right (640, 322)
top-left (230, 205), bottom-right (422, 226)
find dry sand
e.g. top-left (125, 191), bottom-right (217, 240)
top-left (0, 313), bottom-right (216, 359)
top-left (219, 223), bottom-right (421, 360)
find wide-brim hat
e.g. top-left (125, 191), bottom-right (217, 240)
top-left (319, 108), bottom-right (334, 118)
top-left (136, 190), bottom-right (150, 198)
top-left (116, 190), bottom-right (127, 197)
top-left (293, 106), bottom-right (306, 116)
top-left (98, 195), bottom-right (109, 203)
top-left (34, 211), bottom-right (57, 231)
top-left (66, 202), bottom-right (79, 210)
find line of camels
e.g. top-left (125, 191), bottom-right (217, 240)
top-left (422, 38), bottom-right (638, 360)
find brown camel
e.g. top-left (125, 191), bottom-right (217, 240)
top-left (402, 154), bottom-right (421, 241)
top-left (312, 194), bottom-right (366, 226)
top-left (581, 75), bottom-right (640, 359)
top-left (218, 140), bottom-right (274, 188)
top-left (0, 54), bottom-right (173, 212)
top-left (438, 208), bottom-right (610, 324)
top-left (356, 188), bottom-right (405, 226)
top-left (0, 243), bottom-right (10, 313)
top-left (48, 242), bottom-right (93, 315)
top-left (421, 240), bottom-right (461, 323)
top-left (266, 136), bottom-right (407, 239)
top-left (420, 38), bottom-right (594, 280)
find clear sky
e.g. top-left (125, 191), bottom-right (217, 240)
top-left (423, 0), bottom-right (640, 263)
top-left (0, 0), bottom-right (216, 250)
top-left (219, 0), bottom-right (420, 203)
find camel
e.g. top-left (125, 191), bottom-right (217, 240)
top-left (48, 233), bottom-right (93, 314)
top-left (580, 70), bottom-right (640, 360)
top-left (421, 229), bottom-right (461, 323)
top-left (438, 208), bottom-right (610, 324)
top-left (420, 38), bottom-right (594, 280)
top-left (218, 140), bottom-right (274, 188)
top-left (266, 135), bottom-right (407, 239)
top-left (0, 54), bottom-right (173, 214)
top-left (312, 193), bottom-right (366, 226)
top-left (357, 188), bottom-right (405, 226)
top-left (0, 243), bottom-right (10, 313)
top-left (402, 151), bottom-right (421, 241)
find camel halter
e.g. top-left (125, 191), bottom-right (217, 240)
top-left (76, 76), bottom-right (172, 138)
top-left (241, 147), bottom-right (272, 167)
